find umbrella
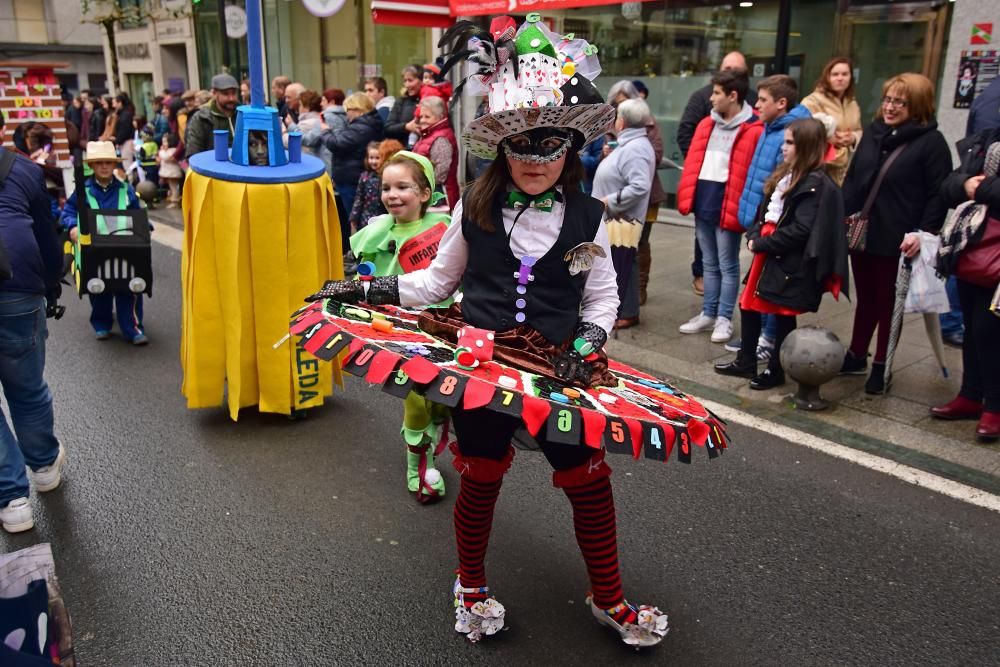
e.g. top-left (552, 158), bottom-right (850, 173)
top-left (921, 314), bottom-right (949, 379)
top-left (883, 256), bottom-right (911, 387)
top-left (605, 217), bottom-right (643, 305)
top-left (884, 256), bottom-right (949, 387)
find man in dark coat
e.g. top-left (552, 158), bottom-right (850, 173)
top-left (184, 74), bottom-right (239, 156)
top-left (967, 76), bottom-right (1000, 136)
top-left (0, 113), bottom-right (65, 533)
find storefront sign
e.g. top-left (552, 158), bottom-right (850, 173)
top-left (0, 67), bottom-right (71, 168)
top-left (302, 0), bottom-right (348, 17)
top-left (117, 43), bottom-right (150, 61)
top-left (156, 19), bottom-right (191, 40)
top-left (971, 23), bottom-right (992, 45)
top-left (225, 5), bottom-right (248, 39)
top-left (450, 0), bottom-right (655, 16)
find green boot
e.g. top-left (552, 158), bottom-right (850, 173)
top-left (403, 425), bottom-right (446, 503)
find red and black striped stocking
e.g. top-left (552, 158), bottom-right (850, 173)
top-left (452, 446), bottom-right (514, 608)
top-left (555, 450), bottom-right (637, 626)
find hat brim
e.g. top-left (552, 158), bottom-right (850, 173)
top-left (84, 155), bottom-right (123, 163)
top-left (462, 103), bottom-right (615, 160)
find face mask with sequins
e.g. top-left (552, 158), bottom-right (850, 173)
top-left (502, 129), bottom-right (573, 164)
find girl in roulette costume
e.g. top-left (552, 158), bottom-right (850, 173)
top-left (308, 15), bottom-right (669, 647)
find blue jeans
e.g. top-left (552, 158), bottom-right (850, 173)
top-left (0, 292), bottom-right (60, 505)
top-left (694, 218), bottom-right (741, 320)
top-left (939, 275), bottom-right (964, 338)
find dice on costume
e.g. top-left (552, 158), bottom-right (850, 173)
top-left (457, 326), bottom-right (496, 362)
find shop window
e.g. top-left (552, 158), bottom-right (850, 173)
top-left (374, 24), bottom-right (430, 96)
top-left (117, 0), bottom-right (148, 29)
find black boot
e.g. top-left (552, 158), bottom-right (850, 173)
top-left (865, 362), bottom-right (891, 395)
top-left (840, 351), bottom-right (868, 375)
top-left (750, 366), bottom-right (785, 390)
top-left (714, 352), bottom-right (757, 378)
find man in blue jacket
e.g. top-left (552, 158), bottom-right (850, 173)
top-left (0, 113), bottom-right (66, 533)
top-left (61, 141), bottom-right (147, 344)
top-left (729, 75), bottom-right (811, 355)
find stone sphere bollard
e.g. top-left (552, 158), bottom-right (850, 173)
top-left (779, 326), bottom-right (845, 411)
top-left (136, 179), bottom-right (158, 205)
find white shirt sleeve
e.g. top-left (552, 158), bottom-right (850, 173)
top-left (397, 200), bottom-right (468, 307)
top-left (580, 219), bottom-right (620, 337)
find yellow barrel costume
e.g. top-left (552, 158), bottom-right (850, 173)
top-left (180, 74), bottom-right (343, 420)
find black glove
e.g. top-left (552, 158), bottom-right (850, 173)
top-left (45, 286), bottom-right (65, 320)
top-left (304, 275), bottom-right (400, 306)
top-left (305, 279), bottom-right (366, 303)
top-left (552, 322), bottom-right (608, 385)
top-left (366, 275), bottom-right (400, 306)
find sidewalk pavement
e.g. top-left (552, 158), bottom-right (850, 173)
top-left (608, 215), bottom-right (1000, 495)
top-left (149, 205), bottom-right (1000, 494)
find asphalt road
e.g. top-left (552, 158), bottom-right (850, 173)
top-left (2, 235), bottom-right (999, 666)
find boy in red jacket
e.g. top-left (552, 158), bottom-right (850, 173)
top-left (676, 70), bottom-right (762, 343)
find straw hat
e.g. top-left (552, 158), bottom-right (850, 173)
top-left (84, 141), bottom-right (121, 163)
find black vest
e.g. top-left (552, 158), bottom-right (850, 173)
top-left (460, 191), bottom-right (604, 345)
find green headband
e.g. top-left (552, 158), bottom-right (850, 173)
top-left (394, 150), bottom-right (446, 206)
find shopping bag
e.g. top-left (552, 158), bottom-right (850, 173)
top-left (905, 231), bottom-right (950, 314)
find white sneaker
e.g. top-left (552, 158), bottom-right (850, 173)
top-left (0, 497), bottom-right (33, 533)
top-left (27, 446), bottom-right (65, 493)
top-left (710, 317), bottom-right (734, 343)
top-left (678, 313), bottom-right (716, 334)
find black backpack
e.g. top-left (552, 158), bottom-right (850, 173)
top-left (0, 148), bottom-right (15, 281)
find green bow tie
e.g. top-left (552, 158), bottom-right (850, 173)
top-left (505, 190), bottom-right (556, 213)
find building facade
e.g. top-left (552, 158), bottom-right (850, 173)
top-left (0, 0), bottom-right (108, 94)
top-left (453, 0), bottom-right (954, 204)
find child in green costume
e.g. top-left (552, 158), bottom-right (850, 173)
top-left (350, 151), bottom-right (453, 502)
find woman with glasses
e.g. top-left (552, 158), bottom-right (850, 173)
top-left (840, 73), bottom-right (952, 394)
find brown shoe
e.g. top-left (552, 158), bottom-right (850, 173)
top-left (692, 276), bottom-right (704, 296)
top-left (613, 317), bottom-right (640, 330)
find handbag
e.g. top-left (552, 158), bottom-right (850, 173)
top-left (956, 216), bottom-right (1000, 288)
top-left (844, 143), bottom-right (907, 251)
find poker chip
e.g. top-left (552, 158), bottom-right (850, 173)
top-left (548, 392), bottom-right (570, 404)
top-left (598, 392), bottom-right (618, 404)
top-left (356, 261), bottom-right (377, 277)
top-left (371, 318), bottom-right (394, 333)
top-left (562, 388), bottom-right (581, 399)
top-left (498, 375), bottom-right (518, 389)
top-left (454, 347), bottom-right (479, 369)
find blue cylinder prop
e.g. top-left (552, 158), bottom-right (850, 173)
top-left (287, 132), bottom-right (303, 163)
top-left (213, 130), bottom-right (229, 161)
top-left (246, 0), bottom-right (266, 108)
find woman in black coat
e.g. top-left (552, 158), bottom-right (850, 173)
top-left (930, 127), bottom-right (1000, 441)
top-left (383, 65), bottom-right (422, 145)
top-left (321, 92), bottom-right (384, 251)
top-left (839, 73), bottom-right (952, 394)
top-left (112, 93), bottom-right (135, 147)
top-left (716, 118), bottom-right (848, 389)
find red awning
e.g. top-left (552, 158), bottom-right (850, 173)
top-left (450, 0), bottom-right (656, 15)
top-left (372, 0), bottom-right (453, 27)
